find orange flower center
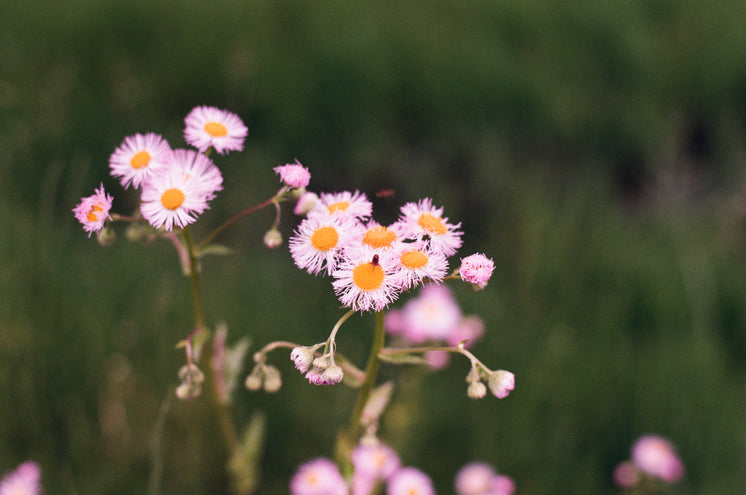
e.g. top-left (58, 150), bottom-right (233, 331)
top-left (161, 188), bottom-right (185, 210)
top-left (327, 201), bottom-right (350, 214)
top-left (363, 226), bottom-right (396, 249)
top-left (86, 204), bottom-right (103, 222)
top-left (400, 250), bottom-right (428, 269)
top-left (310, 226), bottom-right (339, 251)
top-left (417, 213), bottom-right (447, 234)
top-left (352, 261), bottom-right (385, 291)
top-left (204, 121), bottom-right (228, 137)
top-left (130, 150), bottom-right (151, 169)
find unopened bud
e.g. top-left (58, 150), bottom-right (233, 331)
top-left (176, 381), bottom-right (201, 400)
top-left (263, 365), bottom-right (282, 393)
top-left (97, 225), bottom-right (116, 247)
top-left (312, 356), bottom-right (330, 371)
top-left (245, 366), bottom-right (263, 391)
top-left (290, 346), bottom-right (315, 373)
top-left (178, 364), bottom-right (205, 385)
top-left (321, 364), bottom-right (344, 385)
top-left (487, 370), bottom-right (515, 399)
top-left (467, 380), bottom-right (487, 399)
top-left (263, 228), bottom-right (283, 249)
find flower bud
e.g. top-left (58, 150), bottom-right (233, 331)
top-left (245, 366), bottom-right (263, 391)
top-left (312, 356), bottom-right (330, 371)
top-left (487, 370), bottom-right (515, 399)
top-left (263, 228), bottom-right (283, 249)
top-left (178, 364), bottom-right (205, 384)
top-left (290, 346), bottom-right (314, 373)
top-left (467, 380), bottom-right (487, 399)
top-left (320, 364), bottom-right (344, 385)
top-left (176, 381), bottom-right (201, 400)
top-left (262, 365), bottom-right (282, 393)
top-left (96, 225), bottom-right (116, 247)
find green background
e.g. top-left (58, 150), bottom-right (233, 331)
top-left (2, 1), bottom-right (745, 493)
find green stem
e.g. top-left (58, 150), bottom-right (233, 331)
top-left (181, 226), bottom-right (240, 453)
top-left (336, 310), bottom-right (386, 471)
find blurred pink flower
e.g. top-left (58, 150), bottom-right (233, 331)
top-left (631, 435), bottom-right (685, 482)
top-left (0, 461), bottom-right (42, 495)
top-left (387, 467), bottom-right (434, 495)
top-left (290, 458), bottom-right (348, 495)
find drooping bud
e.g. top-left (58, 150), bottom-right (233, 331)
top-left (263, 227), bottom-right (283, 249)
top-left (487, 370), bottom-right (515, 399)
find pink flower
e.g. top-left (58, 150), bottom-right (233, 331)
top-left (289, 213), bottom-right (363, 276)
top-left (294, 191), bottom-right (319, 216)
top-left (275, 160), bottom-right (311, 189)
top-left (391, 242), bottom-right (449, 290)
top-left (139, 149), bottom-right (223, 230)
top-left (290, 458), bottom-right (349, 495)
top-left (109, 133), bottom-right (172, 189)
top-left (459, 253), bottom-right (495, 289)
top-left (397, 284), bottom-right (463, 343)
top-left (332, 246), bottom-right (402, 312)
top-left (312, 190), bottom-right (373, 221)
top-left (454, 462), bottom-right (495, 495)
top-left (631, 435), bottom-right (685, 482)
top-left (0, 461), bottom-right (42, 495)
top-left (184, 106), bottom-right (248, 155)
top-left (392, 198), bottom-right (462, 257)
top-left (490, 475), bottom-right (515, 495)
top-left (613, 461), bottom-right (641, 489)
top-left (360, 222), bottom-right (399, 251)
top-left (352, 443), bottom-right (401, 481)
top-left (73, 183), bottom-right (113, 236)
top-left (387, 467), bottom-right (434, 495)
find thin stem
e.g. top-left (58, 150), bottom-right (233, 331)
top-left (182, 226), bottom-right (206, 329)
top-left (336, 310), bottom-right (386, 471)
top-left (197, 197), bottom-right (276, 252)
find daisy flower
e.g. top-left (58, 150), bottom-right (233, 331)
top-left (73, 183), bottom-right (113, 236)
top-left (631, 435), bottom-right (685, 482)
top-left (391, 242), bottom-right (449, 290)
top-left (454, 462), bottom-right (496, 495)
top-left (109, 133), bottom-right (172, 189)
top-left (184, 105), bottom-right (248, 155)
top-left (393, 198), bottom-right (463, 257)
top-left (332, 246), bottom-right (401, 312)
top-left (360, 222), bottom-right (399, 250)
top-left (312, 190), bottom-right (372, 221)
top-left (140, 149), bottom-right (223, 231)
top-left (289, 213), bottom-right (362, 275)
top-left (290, 458), bottom-right (349, 495)
top-left (274, 159), bottom-right (311, 189)
top-left (387, 467), bottom-right (434, 495)
top-left (397, 284), bottom-right (463, 343)
top-left (0, 461), bottom-right (42, 495)
top-left (352, 443), bottom-right (401, 481)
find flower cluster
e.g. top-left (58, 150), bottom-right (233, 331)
top-left (613, 435), bottom-right (685, 489)
top-left (289, 194), bottom-right (493, 313)
top-left (74, 106), bottom-right (248, 235)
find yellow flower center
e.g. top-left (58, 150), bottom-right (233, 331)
top-left (400, 250), bottom-right (428, 269)
top-left (363, 226), bottom-right (396, 249)
top-left (204, 121), bottom-right (228, 137)
top-left (130, 150), bottom-right (151, 169)
top-left (161, 188), bottom-right (186, 210)
top-left (327, 201), bottom-right (350, 214)
top-left (418, 213), bottom-right (447, 234)
top-left (352, 261), bottom-right (385, 291)
top-left (86, 204), bottom-right (103, 222)
top-left (310, 226), bottom-right (339, 251)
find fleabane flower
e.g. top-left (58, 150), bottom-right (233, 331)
top-left (391, 242), bottom-right (449, 290)
top-left (275, 159), bottom-right (311, 189)
top-left (352, 443), bottom-right (401, 482)
top-left (393, 198), bottom-right (463, 257)
top-left (360, 222), bottom-right (399, 251)
top-left (290, 213), bottom-right (362, 276)
top-left (184, 105), bottom-right (248, 155)
top-left (109, 133), bottom-right (172, 189)
top-left (387, 467), bottom-right (434, 495)
top-left (140, 149), bottom-right (223, 231)
top-left (454, 462), bottom-right (496, 495)
top-left (73, 183), bottom-right (113, 236)
top-left (290, 458), bottom-right (349, 495)
top-left (0, 461), bottom-right (42, 495)
top-left (312, 190), bottom-right (373, 221)
top-left (332, 246), bottom-right (402, 312)
top-left (459, 253), bottom-right (495, 289)
top-left (395, 284), bottom-right (463, 343)
top-left (631, 435), bottom-right (685, 482)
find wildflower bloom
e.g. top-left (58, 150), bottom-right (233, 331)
top-left (391, 242), bottom-right (448, 290)
top-left (294, 191), bottom-right (320, 216)
top-left (454, 462), bottom-right (495, 495)
top-left (631, 435), bottom-right (685, 482)
top-left (332, 247), bottom-right (402, 312)
top-left (73, 183), bottom-right (113, 236)
top-left (184, 105), bottom-right (248, 154)
top-left (396, 284), bottom-right (463, 343)
top-left (393, 198), bottom-right (463, 256)
top-left (361, 222), bottom-right (398, 250)
top-left (387, 467), bottom-right (434, 495)
top-left (459, 253), bottom-right (495, 289)
top-left (313, 190), bottom-right (373, 221)
top-left (275, 160), bottom-right (311, 189)
top-left (140, 149), bottom-right (223, 230)
top-left (490, 475), bottom-right (516, 495)
top-left (109, 133), bottom-right (172, 188)
top-left (613, 461), bottom-right (641, 489)
top-left (290, 214), bottom-right (362, 275)
top-left (0, 461), bottom-right (42, 495)
top-left (290, 458), bottom-right (349, 495)
top-left (352, 443), bottom-right (401, 481)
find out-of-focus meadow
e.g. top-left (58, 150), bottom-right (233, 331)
top-left (2, 1), bottom-right (746, 493)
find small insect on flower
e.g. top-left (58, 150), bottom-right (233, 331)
top-left (332, 247), bottom-right (402, 312)
top-left (184, 106), bottom-right (248, 155)
top-left (109, 133), bottom-right (172, 189)
top-left (73, 183), bottom-right (114, 236)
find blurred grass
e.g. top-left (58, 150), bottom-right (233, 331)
top-left (2, 1), bottom-right (746, 493)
